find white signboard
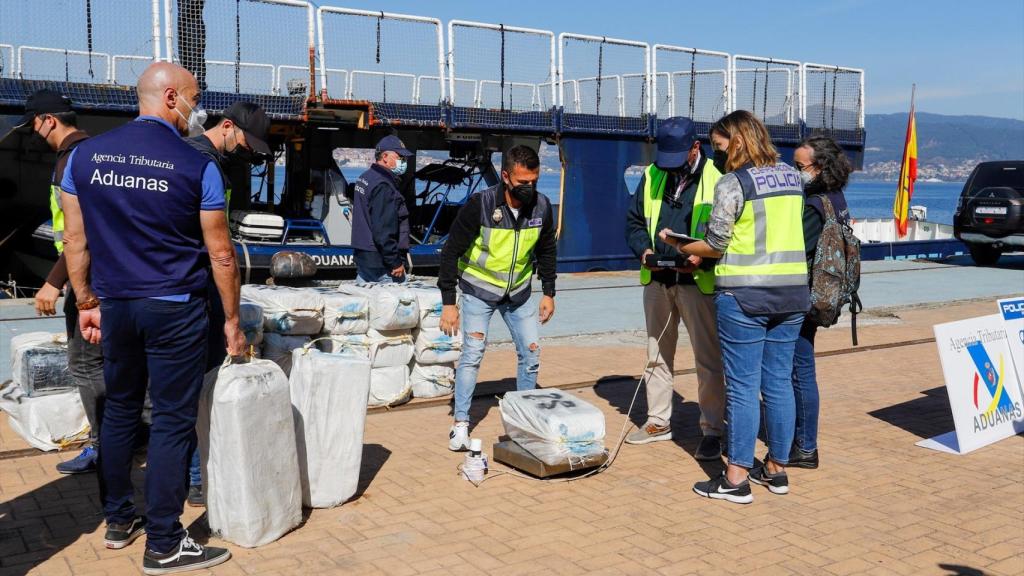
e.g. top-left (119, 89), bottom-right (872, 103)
top-left (996, 297), bottom-right (1024, 392)
top-left (923, 314), bottom-right (1024, 454)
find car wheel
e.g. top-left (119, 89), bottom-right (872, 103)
top-left (968, 243), bottom-right (1002, 266)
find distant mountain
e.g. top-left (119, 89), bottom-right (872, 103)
top-left (864, 112), bottom-right (1024, 165)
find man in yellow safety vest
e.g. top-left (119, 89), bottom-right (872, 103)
top-left (624, 116), bottom-right (727, 460)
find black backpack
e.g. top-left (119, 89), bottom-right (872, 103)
top-left (807, 195), bottom-right (864, 345)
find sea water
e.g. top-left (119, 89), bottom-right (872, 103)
top-left (261, 167), bottom-right (964, 226)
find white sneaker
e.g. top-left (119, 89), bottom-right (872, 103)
top-left (449, 421), bottom-right (470, 451)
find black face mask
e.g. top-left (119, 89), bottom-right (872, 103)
top-left (508, 182), bottom-right (537, 205)
top-left (227, 145), bottom-right (256, 166)
top-left (712, 149), bottom-right (729, 174)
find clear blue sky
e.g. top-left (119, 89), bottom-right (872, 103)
top-left (313, 0), bottom-right (1024, 120)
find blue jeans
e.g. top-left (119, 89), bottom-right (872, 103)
top-left (715, 292), bottom-right (802, 469)
top-left (792, 320), bottom-right (819, 452)
top-left (453, 293), bottom-right (540, 423)
top-left (100, 297), bottom-right (208, 554)
top-left (189, 449), bottom-right (202, 487)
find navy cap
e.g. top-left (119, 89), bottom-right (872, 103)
top-left (655, 117), bottom-right (698, 169)
top-left (375, 134), bottom-right (413, 157)
top-left (17, 89), bottom-right (72, 129)
top-left (223, 101), bottom-right (271, 156)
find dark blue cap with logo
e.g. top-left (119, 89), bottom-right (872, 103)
top-left (17, 89), bottom-right (72, 128)
top-left (375, 134), bottom-right (413, 157)
top-left (655, 117), bottom-right (698, 169)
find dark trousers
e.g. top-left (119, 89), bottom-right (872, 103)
top-left (64, 287), bottom-right (106, 448)
top-left (100, 297), bottom-right (208, 554)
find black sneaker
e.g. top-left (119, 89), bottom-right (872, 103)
top-left (694, 435), bottom-right (722, 461)
top-left (693, 473), bottom-right (753, 504)
top-left (788, 446), bottom-right (819, 469)
top-left (143, 532), bottom-right (231, 575)
top-left (749, 465), bottom-right (790, 495)
top-left (186, 485), bottom-right (205, 508)
top-left (104, 516), bottom-right (146, 549)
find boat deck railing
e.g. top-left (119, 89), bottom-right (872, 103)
top-left (0, 0), bottom-right (865, 145)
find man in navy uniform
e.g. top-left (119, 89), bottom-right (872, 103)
top-left (61, 62), bottom-right (241, 574)
top-left (351, 134), bottom-right (413, 283)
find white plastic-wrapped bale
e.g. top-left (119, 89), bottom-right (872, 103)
top-left (261, 333), bottom-right (311, 376)
top-left (406, 282), bottom-right (445, 329)
top-left (197, 359), bottom-right (302, 547)
top-left (413, 327), bottom-right (462, 365)
top-left (241, 285), bottom-right (324, 335)
top-left (317, 289), bottom-right (370, 335)
top-left (239, 302), bottom-right (265, 348)
top-left (315, 335), bottom-right (370, 359)
top-left (0, 381), bottom-right (88, 451)
top-left (289, 348), bottom-right (371, 508)
top-left (356, 329), bottom-right (414, 368)
top-left (11, 332), bottom-right (73, 397)
top-left (337, 283), bottom-right (419, 330)
top-left (409, 362), bottom-right (455, 398)
top-left (369, 365), bottom-right (411, 407)
top-left (499, 389), bottom-right (607, 467)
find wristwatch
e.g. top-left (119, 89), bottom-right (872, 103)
top-left (76, 297), bottom-right (100, 310)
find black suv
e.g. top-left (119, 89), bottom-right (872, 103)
top-left (953, 161), bottom-right (1024, 266)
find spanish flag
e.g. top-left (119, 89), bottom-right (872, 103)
top-left (893, 86), bottom-right (918, 237)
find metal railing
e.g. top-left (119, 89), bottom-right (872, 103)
top-left (17, 46), bottom-right (111, 83)
top-left (801, 62), bottom-right (865, 130)
top-left (558, 33), bottom-right (651, 115)
top-left (652, 44), bottom-right (730, 120)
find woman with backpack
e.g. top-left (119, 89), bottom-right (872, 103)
top-left (659, 110), bottom-right (809, 504)
top-left (789, 136), bottom-right (854, 470)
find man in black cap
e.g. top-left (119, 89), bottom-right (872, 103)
top-left (184, 100), bottom-right (270, 506)
top-left (188, 101), bottom-right (271, 210)
top-left (18, 90), bottom-right (102, 475)
top-left (351, 134), bottom-right (413, 283)
top-left (624, 117), bottom-right (727, 460)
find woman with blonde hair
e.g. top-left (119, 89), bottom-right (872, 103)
top-left (660, 110), bottom-right (809, 504)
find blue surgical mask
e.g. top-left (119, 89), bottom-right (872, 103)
top-left (392, 158), bottom-right (408, 176)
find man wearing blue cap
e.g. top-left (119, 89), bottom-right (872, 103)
top-left (624, 117), bottom-right (727, 461)
top-left (351, 134), bottom-right (413, 283)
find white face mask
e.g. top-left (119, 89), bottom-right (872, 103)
top-left (174, 94), bottom-right (207, 137)
top-left (799, 170), bottom-right (815, 187)
top-left (392, 157), bottom-right (408, 176)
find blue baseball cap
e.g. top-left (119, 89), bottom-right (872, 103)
top-left (655, 117), bottom-right (698, 169)
top-left (375, 134), bottom-right (413, 157)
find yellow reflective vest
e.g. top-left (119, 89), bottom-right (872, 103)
top-left (640, 160), bottom-right (722, 292)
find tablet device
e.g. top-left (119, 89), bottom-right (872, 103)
top-left (664, 230), bottom-right (701, 244)
top-left (644, 254), bottom-right (690, 269)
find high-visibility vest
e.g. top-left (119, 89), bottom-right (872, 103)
top-left (49, 185), bottom-right (64, 254)
top-left (458, 185), bottom-right (549, 303)
top-left (714, 163), bottom-right (808, 291)
top-left (640, 160), bottom-right (722, 291)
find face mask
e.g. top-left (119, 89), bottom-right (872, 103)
top-left (799, 170), bottom-right (815, 187)
top-left (509, 182), bottom-right (537, 205)
top-left (226, 129), bottom-right (256, 165)
top-left (174, 94), bottom-right (207, 137)
top-left (712, 149), bottom-right (728, 174)
top-left (392, 158), bottom-right (407, 176)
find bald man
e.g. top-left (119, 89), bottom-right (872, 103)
top-left (61, 62), bottom-right (238, 574)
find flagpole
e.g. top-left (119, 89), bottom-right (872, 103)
top-left (894, 83), bottom-right (917, 237)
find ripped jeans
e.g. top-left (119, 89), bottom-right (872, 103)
top-left (453, 293), bottom-right (540, 423)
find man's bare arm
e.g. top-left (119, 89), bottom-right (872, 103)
top-left (60, 190), bottom-right (94, 301)
top-left (200, 209), bottom-right (245, 355)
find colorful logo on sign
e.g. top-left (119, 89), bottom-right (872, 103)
top-left (966, 341), bottom-right (1023, 432)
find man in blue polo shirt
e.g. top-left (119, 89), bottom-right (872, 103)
top-left (60, 62), bottom-right (242, 575)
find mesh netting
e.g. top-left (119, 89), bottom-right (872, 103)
top-left (559, 34), bottom-right (649, 135)
top-left (449, 22), bottom-right (555, 112)
top-left (170, 0), bottom-right (314, 95)
top-left (652, 45), bottom-right (729, 124)
top-left (732, 56), bottom-right (801, 135)
top-left (0, 0), bottom-right (157, 84)
top-left (317, 8), bottom-right (443, 104)
top-left (802, 64), bottom-right (863, 132)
